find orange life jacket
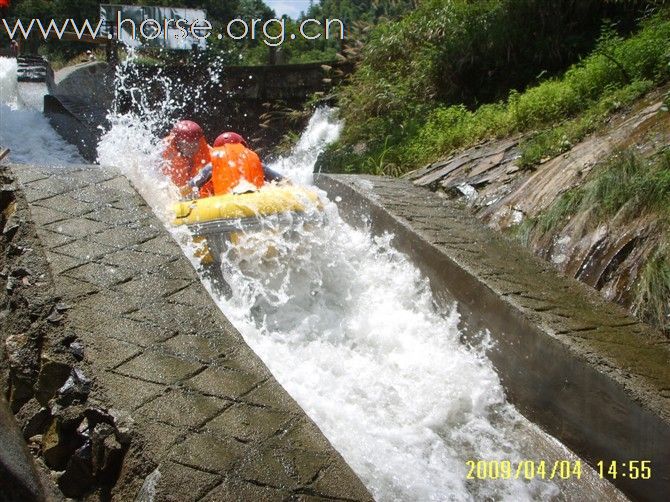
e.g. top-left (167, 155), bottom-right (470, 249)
top-left (210, 143), bottom-right (264, 195)
top-left (162, 135), bottom-right (213, 196)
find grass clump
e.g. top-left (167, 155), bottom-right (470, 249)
top-left (634, 245), bottom-right (670, 333)
top-left (536, 150), bottom-right (670, 232)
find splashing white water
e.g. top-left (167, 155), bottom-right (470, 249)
top-left (0, 57), bottom-right (83, 165)
top-left (267, 107), bottom-right (342, 185)
top-left (211, 116), bottom-right (566, 501)
top-left (95, 57), bottom-right (566, 498)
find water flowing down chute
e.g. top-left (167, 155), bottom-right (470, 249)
top-left (95, 59), bottom-right (565, 498)
top-left (0, 57), bottom-right (83, 165)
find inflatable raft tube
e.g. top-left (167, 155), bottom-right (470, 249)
top-left (173, 185), bottom-right (323, 264)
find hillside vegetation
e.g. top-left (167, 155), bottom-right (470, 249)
top-left (321, 0), bottom-right (669, 175)
top-left (318, 0), bottom-right (670, 334)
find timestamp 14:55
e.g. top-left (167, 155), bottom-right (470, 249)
top-left (597, 460), bottom-right (652, 480)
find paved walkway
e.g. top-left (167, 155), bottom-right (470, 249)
top-left (11, 164), bottom-right (371, 501)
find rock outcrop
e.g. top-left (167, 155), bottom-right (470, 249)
top-left (405, 88), bottom-right (670, 334)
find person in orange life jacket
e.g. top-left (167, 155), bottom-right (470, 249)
top-left (162, 120), bottom-right (214, 196)
top-left (181, 132), bottom-right (284, 198)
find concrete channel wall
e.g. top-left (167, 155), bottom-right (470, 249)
top-left (315, 174), bottom-right (670, 502)
top-left (43, 60), bottom-right (351, 162)
top-left (4, 163), bottom-right (372, 501)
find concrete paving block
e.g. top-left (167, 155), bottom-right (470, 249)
top-left (148, 303), bottom-right (230, 335)
top-left (205, 403), bottom-right (292, 443)
top-left (21, 177), bottom-right (79, 201)
top-left (200, 478), bottom-right (291, 501)
top-left (112, 273), bottom-right (191, 300)
top-left (273, 418), bottom-right (334, 454)
top-left (123, 306), bottom-right (196, 336)
top-left (219, 347), bottom-right (273, 379)
top-left (110, 196), bottom-right (151, 211)
top-left (33, 193), bottom-right (95, 216)
top-left (68, 185), bottom-right (120, 205)
top-left (95, 317), bottom-right (174, 347)
top-left (43, 251), bottom-right (85, 276)
top-left (136, 389), bottom-right (228, 428)
top-left (13, 166), bottom-right (50, 184)
top-left (166, 283), bottom-right (211, 307)
top-left (137, 421), bottom-right (185, 461)
top-left (97, 176), bottom-right (141, 196)
top-left (145, 258), bottom-right (200, 281)
top-left (169, 432), bottom-right (247, 473)
top-left (162, 335), bottom-right (234, 364)
top-left (116, 350), bottom-right (204, 386)
top-left (75, 290), bottom-right (143, 317)
top-left (64, 306), bottom-right (100, 331)
top-left (83, 332), bottom-right (142, 371)
top-left (241, 380), bottom-right (299, 412)
top-left (102, 249), bottom-right (172, 271)
top-left (52, 239), bottom-right (117, 262)
top-left (62, 261), bottom-right (134, 289)
top-left (186, 367), bottom-right (263, 401)
top-left (152, 461), bottom-right (220, 502)
top-left (87, 206), bottom-right (143, 225)
top-left (53, 276), bottom-right (99, 302)
top-left (89, 225), bottom-right (161, 249)
top-left (313, 463), bottom-right (374, 501)
top-left (28, 206), bottom-right (72, 226)
top-left (57, 169), bottom-right (116, 186)
top-left (234, 447), bottom-right (305, 491)
top-left (44, 217), bottom-right (108, 238)
top-left (133, 235), bottom-right (181, 257)
top-left (34, 228), bottom-right (75, 248)
top-left (101, 372), bottom-right (164, 411)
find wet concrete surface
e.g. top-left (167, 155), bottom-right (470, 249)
top-left (316, 174), bottom-right (670, 502)
top-left (8, 163), bottom-right (372, 501)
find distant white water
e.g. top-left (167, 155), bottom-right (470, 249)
top-left (267, 107), bottom-right (342, 185)
top-left (0, 57), bottom-right (83, 165)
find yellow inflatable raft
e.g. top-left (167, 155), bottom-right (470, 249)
top-left (173, 184), bottom-right (322, 262)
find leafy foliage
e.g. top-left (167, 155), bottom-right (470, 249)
top-left (322, 4), bottom-right (670, 175)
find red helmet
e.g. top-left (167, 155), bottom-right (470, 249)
top-left (214, 131), bottom-right (247, 148)
top-left (171, 120), bottom-right (203, 143)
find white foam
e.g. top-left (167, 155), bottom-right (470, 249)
top-left (95, 69), bottom-right (561, 497)
top-left (0, 57), bottom-right (83, 165)
top-left (267, 107), bottom-right (342, 185)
